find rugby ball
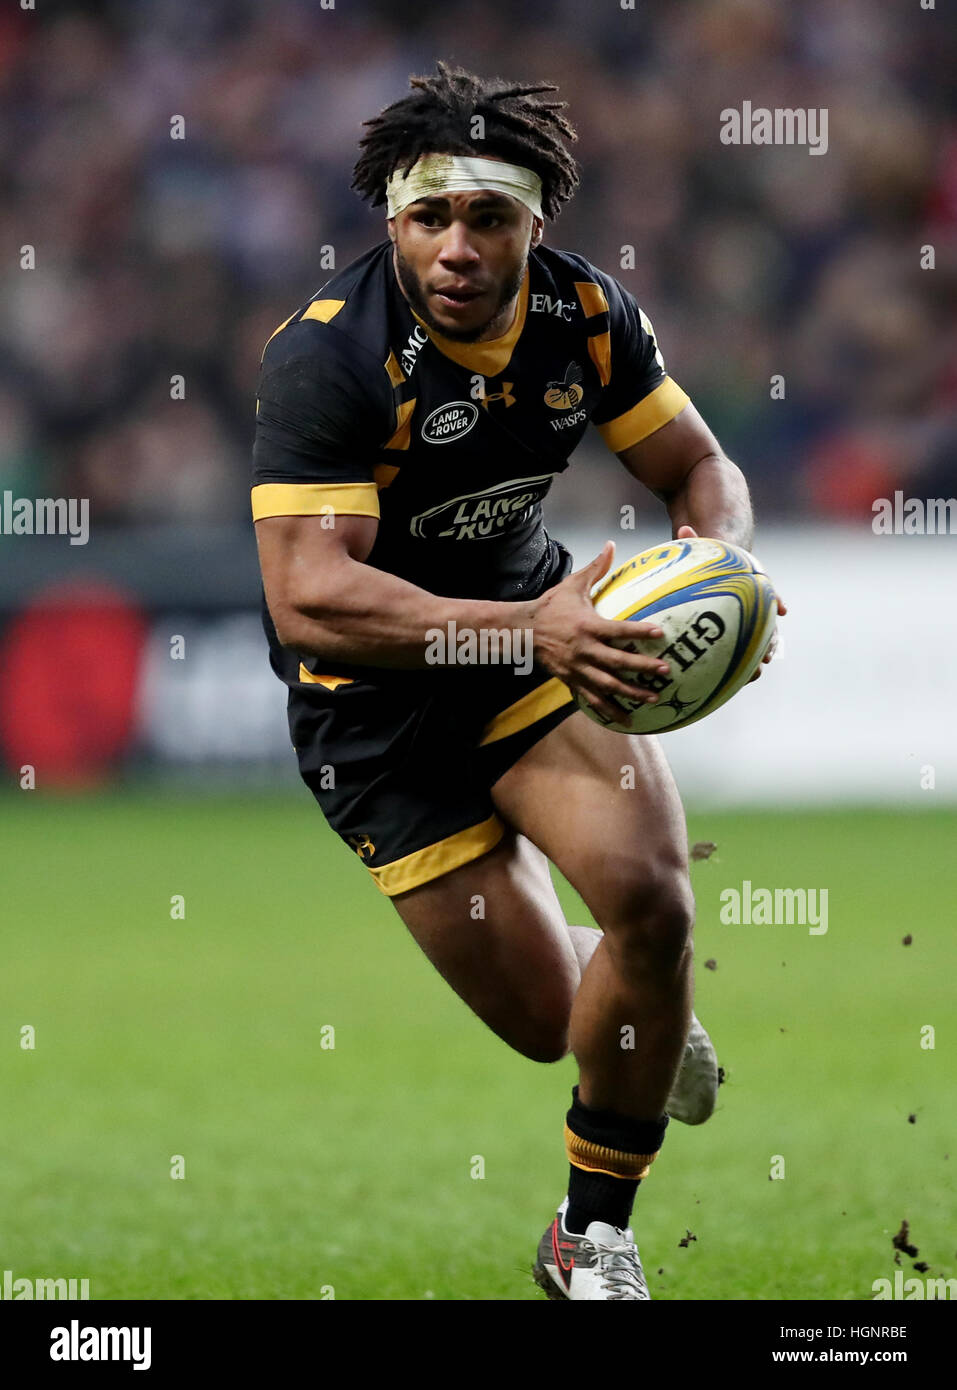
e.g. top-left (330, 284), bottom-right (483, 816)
top-left (577, 538), bottom-right (778, 734)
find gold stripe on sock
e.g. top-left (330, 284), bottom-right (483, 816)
top-left (564, 1123), bottom-right (660, 1181)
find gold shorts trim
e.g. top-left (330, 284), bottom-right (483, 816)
top-left (479, 677), bottom-right (575, 747)
top-left (369, 815), bottom-right (505, 897)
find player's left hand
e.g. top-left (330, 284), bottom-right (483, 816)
top-left (675, 524), bottom-right (786, 682)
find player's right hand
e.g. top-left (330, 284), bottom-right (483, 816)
top-left (528, 541), bottom-right (671, 724)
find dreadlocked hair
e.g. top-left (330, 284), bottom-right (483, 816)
top-left (352, 61), bottom-right (579, 220)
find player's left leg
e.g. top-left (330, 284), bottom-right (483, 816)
top-left (557, 915), bottom-right (717, 1127)
top-left (490, 711), bottom-right (700, 1297)
top-left (492, 711), bottom-right (695, 1122)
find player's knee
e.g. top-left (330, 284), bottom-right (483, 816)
top-left (600, 865), bottom-right (694, 974)
top-left (514, 1024), bottom-right (571, 1065)
top-left (502, 998), bottom-right (573, 1064)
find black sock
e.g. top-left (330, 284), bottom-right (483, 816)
top-left (564, 1086), bottom-right (668, 1235)
top-left (566, 1167), bottom-right (640, 1234)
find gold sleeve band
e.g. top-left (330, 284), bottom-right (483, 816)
top-left (251, 482), bottom-right (380, 521)
top-left (597, 378), bottom-right (690, 453)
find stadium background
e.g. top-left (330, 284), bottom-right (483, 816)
top-left (1, 0), bottom-right (954, 1303)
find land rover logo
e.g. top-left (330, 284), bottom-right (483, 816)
top-left (421, 401), bottom-right (479, 444)
top-left (409, 474), bottom-right (554, 540)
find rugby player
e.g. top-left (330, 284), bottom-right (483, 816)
top-left (252, 63), bottom-right (783, 1301)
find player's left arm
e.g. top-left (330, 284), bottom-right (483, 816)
top-left (588, 269), bottom-right (785, 670)
top-left (617, 407), bottom-right (787, 675)
top-left (588, 272), bottom-right (754, 551)
top-left (616, 403), bottom-right (754, 550)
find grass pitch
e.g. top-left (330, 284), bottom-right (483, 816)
top-left (1, 789), bottom-right (953, 1300)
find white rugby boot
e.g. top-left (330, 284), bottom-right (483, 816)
top-left (533, 1198), bottom-right (650, 1301)
top-left (665, 1011), bottom-right (719, 1124)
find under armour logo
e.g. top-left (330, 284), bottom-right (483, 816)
top-left (346, 834), bottom-right (376, 860)
top-left (480, 381), bottom-right (516, 409)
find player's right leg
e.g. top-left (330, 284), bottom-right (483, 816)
top-left (286, 669), bottom-right (592, 1064)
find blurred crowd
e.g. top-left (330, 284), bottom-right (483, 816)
top-left (0, 0), bottom-right (954, 528)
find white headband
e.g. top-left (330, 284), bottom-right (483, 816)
top-left (385, 153), bottom-right (543, 219)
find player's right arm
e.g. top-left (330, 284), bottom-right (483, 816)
top-left (257, 514), bottom-right (669, 719)
top-left (256, 510), bottom-right (528, 669)
top-left (252, 321), bottom-right (666, 715)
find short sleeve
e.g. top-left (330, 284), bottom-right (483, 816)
top-left (585, 275), bottom-right (690, 454)
top-left (251, 320), bottom-right (393, 521)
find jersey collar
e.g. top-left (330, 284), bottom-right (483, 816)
top-left (409, 268), bottom-right (529, 379)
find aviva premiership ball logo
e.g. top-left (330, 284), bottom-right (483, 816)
top-left (421, 401), bottom-right (479, 444)
top-left (544, 361), bottom-right (584, 409)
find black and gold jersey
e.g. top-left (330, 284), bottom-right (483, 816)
top-left (252, 240), bottom-right (690, 685)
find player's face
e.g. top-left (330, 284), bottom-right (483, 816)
top-left (389, 189), bottom-right (544, 342)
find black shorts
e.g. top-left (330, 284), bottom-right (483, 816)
top-left (288, 659), bottom-right (577, 897)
